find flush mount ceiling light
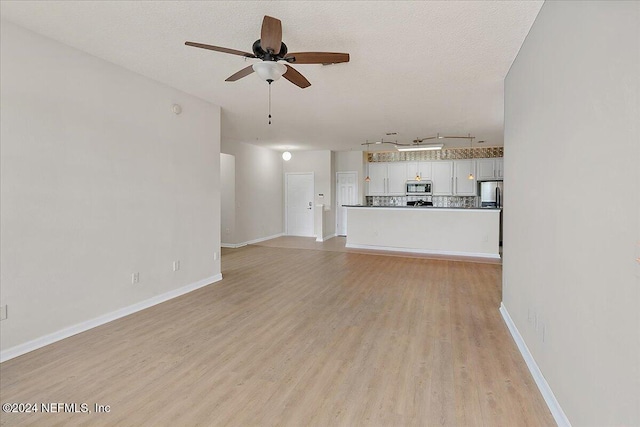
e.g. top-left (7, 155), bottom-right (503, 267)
top-left (396, 144), bottom-right (444, 152)
top-left (282, 151), bottom-right (292, 161)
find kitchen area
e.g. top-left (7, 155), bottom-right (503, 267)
top-left (346, 146), bottom-right (504, 260)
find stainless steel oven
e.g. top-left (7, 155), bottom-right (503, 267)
top-left (405, 180), bottom-right (433, 196)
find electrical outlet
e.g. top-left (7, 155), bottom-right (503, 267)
top-left (173, 260), bottom-right (180, 271)
top-left (482, 234), bottom-right (489, 243)
top-left (214, 252), bottom-right (219, 261)
top-left (0, 305), bottom-right (7, 321)
top-left (131, 272), bottom-right (140, 284)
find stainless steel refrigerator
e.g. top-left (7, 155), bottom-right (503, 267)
top-left (479, 180), bottom-right (504, 246)
top-left (479, 181), bottom-right (504, 208)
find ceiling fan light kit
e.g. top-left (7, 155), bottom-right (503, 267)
top-left (253, 62), bottom-right (287, 82)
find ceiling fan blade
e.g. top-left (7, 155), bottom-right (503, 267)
top-left (283, 65), bottom-right (311, 89)
top-left (225, 65), bottom-right (255, 82)
top-left (261, 16), bottom-right (282, 55)
top-left (284, 52), bottom-right (350, 64)
top-left (185, 41), bottom-right (255, 58)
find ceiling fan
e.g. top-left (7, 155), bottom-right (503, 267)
top-left (185, 15), bottom-right (350, 89)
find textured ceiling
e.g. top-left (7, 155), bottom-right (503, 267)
top-left (0, 1), bottom-right (542, 152)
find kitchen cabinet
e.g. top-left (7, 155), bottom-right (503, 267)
top-left (406, 161), bottom-right (433, 181)
top-left (366, 162), bottom-right (407, 196)
top-left (432, 161), bottom-right (454, 195)
top-left (496, 158), bottom-right (504, 179)
top-left (386, 162), bottom-right (408, 195)
top-left (454, 160), bottom-right (477, 196)
top-left (477, 158), bottom-right (504, 180)
top-left (367, 163), bottom-right (387, 195)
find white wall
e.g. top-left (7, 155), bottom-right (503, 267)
top-left (503, 2), bottom-right (640, 425)
top-left (0, 22), bottom-right (221, 352)
top-left (220, 140), bottom-right (283, 244)
top-left (335, 150), bottom-right (365, 205)
top-left (283, 150), bottom-right (335, 238)
top-left (220, 153), bottom-right (236, 245)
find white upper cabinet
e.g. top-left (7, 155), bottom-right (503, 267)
top-left (406, 161), bottom-right (433, 181)
top-left (386, 162), bottom-right (408, 195)
top-left (495, 158), bottom-right (504, 179)
top-left (367, 158), bottom-right (501, 196)
top-left (367, 163), bottom-right (387, 195)
top-left (476, 158), bottom-right (504, 180)
top-left (432, 161), bottom-right (454, 195)
top-left (454, 160), bottom-right (477, 196)
top-left (366, 162), bottom-right (407, 196)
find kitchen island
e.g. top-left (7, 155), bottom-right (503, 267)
top-left (345, 206), bottom-right (501, 259)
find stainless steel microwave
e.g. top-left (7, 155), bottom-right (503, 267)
top-left (406, 180), bottom-right (433, 195)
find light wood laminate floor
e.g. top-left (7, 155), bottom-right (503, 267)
top-left (0, 244), bottom-right (552, 426)
top-left (253, 236), bottom-right (502, 264)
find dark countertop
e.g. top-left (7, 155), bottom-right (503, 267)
top-left (343, 205), bottom-right (502, 211)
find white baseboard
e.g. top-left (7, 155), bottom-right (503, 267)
top-left (0, 274), bottom-right (223, 363)
top-left (221, 242), bottom-right (245, 248)
top-left (499, 302), bottom-right (571, 427)
top-left (345, 243), bottom-right (501, 260)
top-left (316, 233), bottom-right (337, 243)
top-left (222, 233), bottom-right (284, 248)
top-left (245, 233), bottom-right (284, 245)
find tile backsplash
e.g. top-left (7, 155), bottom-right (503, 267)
top-left (366, 195), bottom-right (478, 208)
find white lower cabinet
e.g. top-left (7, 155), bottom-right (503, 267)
top-left (432, 161), bottom-right (454, 195)
top-left (454, 160), bottom-right (477, 196)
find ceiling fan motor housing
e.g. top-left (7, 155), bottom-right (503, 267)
top-left (252, 40), bottom-right (288, 61)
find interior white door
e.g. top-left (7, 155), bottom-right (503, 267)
top-left (336, 172), bottom-right (358, 236)
top-left (286, 173), bottom-right (314, 237)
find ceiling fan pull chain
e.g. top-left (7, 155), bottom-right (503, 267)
top-left (268, 81), bottom-right (272, 125)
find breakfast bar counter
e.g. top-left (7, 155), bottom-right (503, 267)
top-left (345, 206), bottom-right (501, 259)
